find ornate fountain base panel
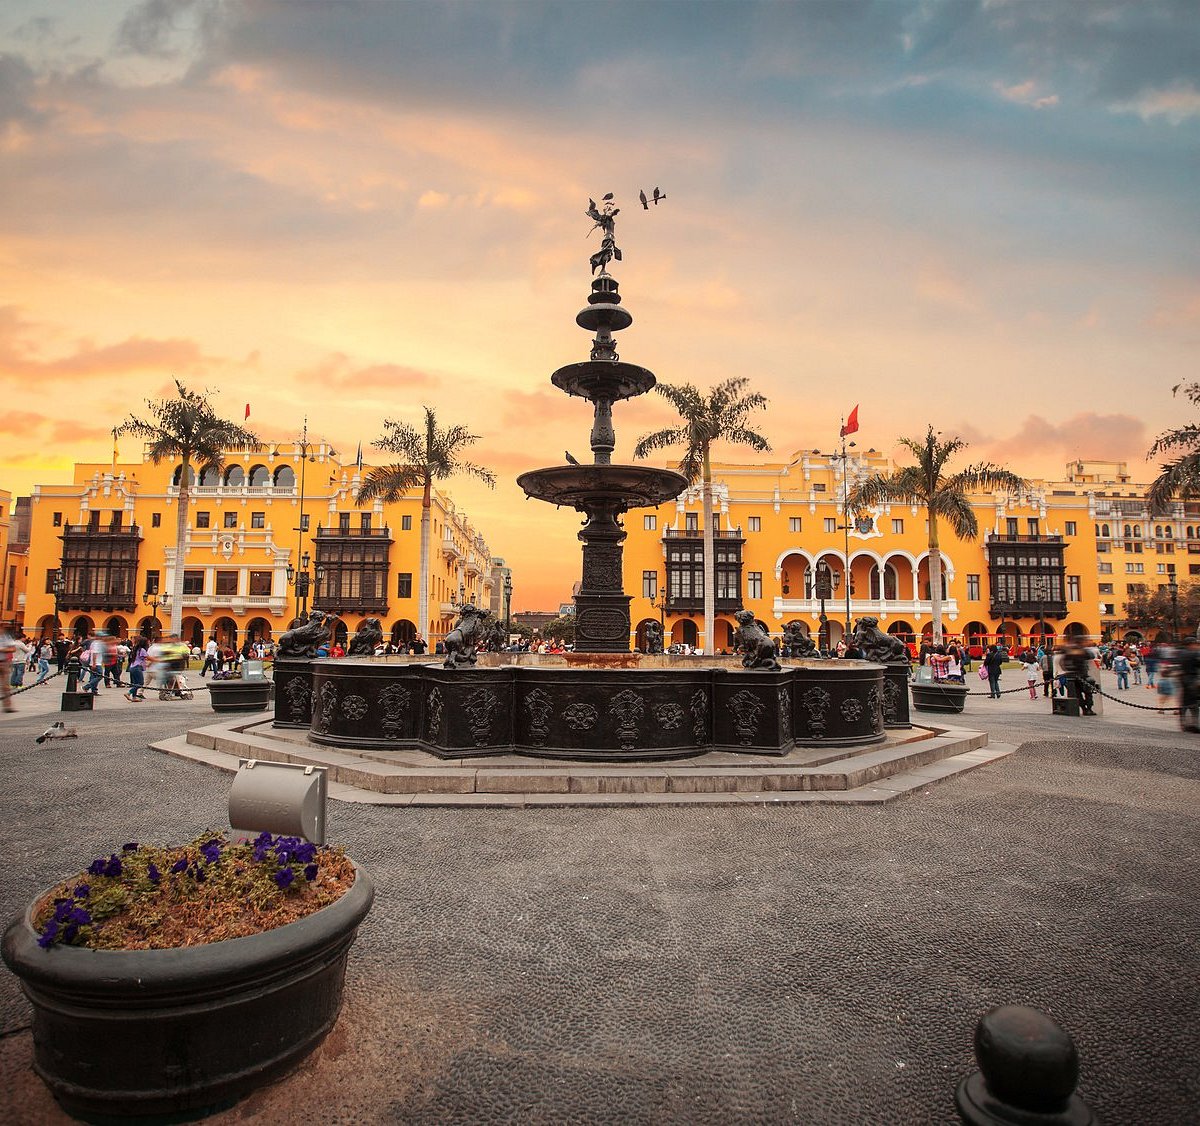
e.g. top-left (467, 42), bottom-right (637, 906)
top-left (298, 659), bottom-right (888, 762)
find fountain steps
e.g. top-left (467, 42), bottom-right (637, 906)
top-left (150, 719), bottom-right (1010, 806)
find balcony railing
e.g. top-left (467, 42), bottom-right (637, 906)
top-left (989, 600), bottom-right (1069, 619)
top-left (772, 596), bottom-right (961, 619)
top-left (663, 528), bottom-right (745, 540)
top-left (61, 525), bottom-right (142, 537)
top-left (664, 595), bottom-right (743, 613)
top-left (986, 533), bottom-right (1063, 544)
top-left (60, 593), bottom-right (139, 612)
top-left (316, 526), bottom-right (392, 538)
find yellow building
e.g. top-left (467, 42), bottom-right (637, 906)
top-left (1, 489), bottom-right (29, 628)
top-left (21, 443), bottom-right (498, 649)
top-left (623, 452), bottom-right (1193, 653)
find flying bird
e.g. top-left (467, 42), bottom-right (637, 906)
top-left (565, 451), bottom-right (581, 465)
top-left (36, 721), bottom-right (78, 745)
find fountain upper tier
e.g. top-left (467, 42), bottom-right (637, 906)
top-left (550, 360), bottom-right (656, 404)
top-left (516, 463), bottom-right (686, 511)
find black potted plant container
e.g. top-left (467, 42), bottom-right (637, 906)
top-left (2, 866), bottom-right (374, 1122)
top-left (910, 680), bottom-right (969, 713)
top-left (208, 676), bottom-right (274, 713)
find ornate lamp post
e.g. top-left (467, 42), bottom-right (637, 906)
top-left (143, 584), bottom-right (171, 640)
top-left (50, 568), bottom-right (66, 639)
top-left (995, 599), bottom-right (1011, 651)
top-left (503, 571), bottom-right (513, 643)
top-left (286, 552), bottom-right (323, 619)
top-left (1031, 577), bottom-right (1049, 651)
top-left (1167, 576), bottom-right (1180, 641)
top-left (458, 580), bottom-right (467, 608)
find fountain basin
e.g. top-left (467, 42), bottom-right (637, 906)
top-left (287, 658), bottom-right (888, 762)
top-left (516, 463), bottom-right (687, 509)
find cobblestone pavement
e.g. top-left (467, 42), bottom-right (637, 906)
top-left (1, 670), bottom-right (1197, 1124)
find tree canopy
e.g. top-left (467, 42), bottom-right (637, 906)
top-left (115, 380), bottom-right (260, 469)
top-left (1147, 381), bottom-right (1200, 512)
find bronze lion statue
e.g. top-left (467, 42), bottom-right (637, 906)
top-left (734, 609), bottom-right (780, 671)
top-left (444, 605), bottom-right (489, 669)
top-left (277, 610), bottom-right (331, 659)
top-left (783, 621), bottom-right (821, 659)
top-left (347, 617), bottom-right (384, 656)
top-left (852, 616), bottom-right (910, 664)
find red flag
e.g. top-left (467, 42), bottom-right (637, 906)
top-left (840, 405), bottom-right (859, 438)
top-left (244, 403), bottom-right (251, 420)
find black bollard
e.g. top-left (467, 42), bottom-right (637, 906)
top-left (60, 656), bottom-right (93, 713)
top-left (956, 1005), bottom-right (1095, 1125)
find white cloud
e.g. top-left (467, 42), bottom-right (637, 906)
top-left (1113, 82), bottom-right (1200, 124)
top-left (994, 80), bottom-right (1060, 110)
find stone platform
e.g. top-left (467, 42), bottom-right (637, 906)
top-left (151, 716), bottom-right (1007, 806)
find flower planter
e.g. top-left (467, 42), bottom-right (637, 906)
top-left (2, 865), bottom-right (374, 1122)
top-left (208, 678), bottom-right (274, 714)
top-left (911, 682), bottom-right (969, 714)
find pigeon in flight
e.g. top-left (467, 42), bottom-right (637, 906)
top-left (36, 721), bottom-right (78, 745)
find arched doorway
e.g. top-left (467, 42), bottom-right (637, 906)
top-left (247, 464), bottom-right (270, 487)
top-left (822, 619), bottom-right (844, 651)
top-left (716, 619), bottom-right (737, 653)
top-left (962, 621), bottom-right (988, 658)
top-left (1063, 622), bottom-right (1089, 640)
top-left (103, 615), bottom-right (128, 638)
top-left (671, 619), bottom-right (698, 648)
top-left (1123, 629), bottom-right (1144, 644)
top-left (997, 622), bottom-right (1022, 649)
top-left (135, 616), bottom-right (159, 642)
top-left (273, 465), bottom-right (296, 488)
top-left (36, 614), bottom-right (59, 640)
top-left (212, 616), bottom-right (238, 648)
top-left (331, 619), bottom-right (349, 649)
top-left (245, 617), bottom-right (272, 643)
top-left (1029, 622), bottom-right (1056, 649)
top-left (70, 615), bottom-right (94, 639)
top-left (390, 619), bottom-right (417, 647)
top-left (181, 615), bottom-right (204, 648)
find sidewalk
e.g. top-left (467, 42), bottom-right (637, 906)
top-left (1, 667), bottom-right (1197, 1124)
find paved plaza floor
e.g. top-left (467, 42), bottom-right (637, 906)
top-left (1, 667), bottom-right (1197, 1124)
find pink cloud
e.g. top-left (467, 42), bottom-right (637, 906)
top-left (296, 352), bottom-right (435, 391)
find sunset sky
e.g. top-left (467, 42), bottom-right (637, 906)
top-left (1, 1), bottom-right (1197, 608)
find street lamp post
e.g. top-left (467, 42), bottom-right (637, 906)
top-left (994, 599), bottom-right (1011, 652)
top-left (648, 579), bottom-right (668, 652)
top-left (286, 552), bottom-right (323, 619)
top-left (503, 571), bottom-right (513, 644)
top-left (1032, 577), bottom-right (1049, 651)
top-left (815, 560), bottom-right (832, 653)
top-left (836, 439), bottom-right (857, 638)
top-left (50, 568), bottom-right (66, 640)
top-left (143, 585), bottom-right (171, 640)
top-left (1167, 576), bottom-right (1180, 641)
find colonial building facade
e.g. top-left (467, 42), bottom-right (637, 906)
top-left (622, 452), bottom-right (1196, 652)
top-left (19, 443), bottom-right (496, 648)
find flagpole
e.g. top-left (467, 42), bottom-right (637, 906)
top-left (842, 424), bottom-right (852, 642)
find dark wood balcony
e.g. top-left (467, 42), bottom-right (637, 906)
top-left (663, 528), bottom-right (745, 541)
top-left (315, 526), bottom-right (392, 539)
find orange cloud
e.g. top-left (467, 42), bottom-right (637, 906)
top-left (295, 352), bottom-right (436, 392)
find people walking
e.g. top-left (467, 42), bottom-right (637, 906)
top-left (1058, 640), bottom-right (1096, 715)
top-left (36, 640), bottom-right (52, 684)
top-left (1113, 648), bottom-right (1131, 690)
top-left (201, 637), bottom-right (219, 677)
top-left (1178, 638), bottom-right (1200, 734)
top-left (983, 644), bottom-right (1004, 699)
top-left (1039, 646), bottom-right (1055, 697)
top-left (1021, 654), bottom-right (1040, 700)
top-left (125, 637), bottom-right (149, 701)
top-left (0, 624), bottom-right (16, 712)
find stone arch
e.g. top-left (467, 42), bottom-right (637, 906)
top-left (69, 614), bottom-right (94, 639)
top-left (331, 619), bottom-right (349, 649)
top-left (1063, 621), bottom-right (1089, 639)
top-left (887, 620), bottom-right (916, 643)
top-left (390, 619), bottom-right (417, 647)
top-left (848, 549), bottom-right (881, 598)
top-left (997, 622), bottom-right (1022, 647)
top-left (916, 551), bottom-right (954, 600)
top-left (245, 616), bottom-right (272, 643)
top-left (273, 465), bottom-right (296, 488)
top-left (135, 615), bottom-right (159, 642)
top-left (671, 619), bottom-right (698, 647)
top-left (102, 615), bottom-right (128, 639)
top-left (35, 614), bottom-right (59, 640)
top-left (1029, 621), bottom-right (1056, 647)
top-left (172, 465), bottom-right (196, 487)
top-left (179, 615), bottom-right (203, 648)
top-left (198, 464), bottom-right (222, 486)
top-left (212, 616), bottom-right (238, 648)
top-left (869, 561), bottom-right (901, 600)
top-left (223, 465), bottom-right (245, 487)
top-left (777, 548), bottom-right (813, 596)
top-left (248, 464), bottom-right (270, 487)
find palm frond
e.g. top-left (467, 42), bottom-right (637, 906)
top-left (1147, 452), bottom-right (1200, 511)
top-left (946, 463), bottom-right (1029, 494)
top-left (633, 427), bottom-right (689, 460)
top-left (930, 489), bottom-right (980, 540)
top-left (356, 463), bottom-right (427, 504)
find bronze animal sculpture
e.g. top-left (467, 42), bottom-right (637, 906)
top-left (734, 609), bottom-right (780, 671)
top-left (484, 620), bottom-right (506, 653)
top-left (852, 616), bottom-right (910, 664)
top-left (277, 610), bottom-right (331, 659)
top-left (347, 617), bottom-right (384, 656)
top-left (783, 621), bottom-right (821, 659)
top-left (444, 605), bottom-right (488, 669)
top-left (644, 619), bottom-right (664, 655)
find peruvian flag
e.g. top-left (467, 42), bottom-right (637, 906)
top-left (840, 405), bottom-right (859, 438)
top-left (244, 403), bottom-right (251, 420)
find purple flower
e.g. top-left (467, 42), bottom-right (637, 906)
top-left (192, 866), bottom-right (207, 884)
top-left (73, 884), bottom-right (90, 899)
top-left (53, 900), bottom-right (74, 922)
top-left (88, 858), bottom-right (106, 876)
top-left (274, 867), bottom-right (294, 890)
top-left (199, 840), bottom-right (222, 864)
top-left (62, 924), bottom-right (78, 944)
top-left (122, 842), bottom-right (139, 852)
top-left (147, 863), bottom-right (160, 884)
top-left (69, 906), bottom-right (91, 926)
top-left (37, 921), bottom-right (59, 949)
top-left (254, 831), bottom-right (273, 847)
top-left (171, 857), bottom-right (188, 874)
top-left (303, 864), bottom-right (318, 882)
top-left (294, 843), bottom-right (317, 865)
top-left (103, 855), bottom-right (122, 879)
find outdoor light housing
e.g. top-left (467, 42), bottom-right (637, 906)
top-left (229, 759), bottom-right (327, 845)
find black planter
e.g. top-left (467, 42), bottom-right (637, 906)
top-left (208, 678), bottom-right (274, 714)
top-left (911, 682), bottom-right (969, 714)
top-left (2, 866), bottom-right (374, 1122)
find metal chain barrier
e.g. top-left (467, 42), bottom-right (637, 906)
top-left (1090, 683), bottom-right (1185, 714)
top-left (10, 669), bottom-right (65, 695)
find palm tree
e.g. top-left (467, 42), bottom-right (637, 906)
top-left (847, 426), bottom-right (1028, 646)
top-left (117, 381), bottom-right (260, 638)
top-left (634, 377), bottom-right (770, 653)
top-left (1148, 381), bottom-right (1200, 512)
top-left (357, 406), bottom-right (496, 643)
